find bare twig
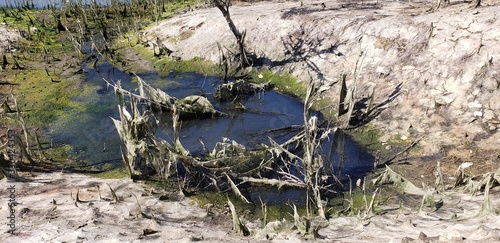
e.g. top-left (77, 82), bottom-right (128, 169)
top-left (241, 176), bottom-right (306, 189)
top-left (376, 137), bottom-right (422, 168)
top-left (10, 90), bottom-right (35, 164)
top-left (227, 198), bottom-right (250, 236)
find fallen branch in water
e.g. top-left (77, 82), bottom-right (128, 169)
top-left (104, 75), bottom-right (226, 120)
top-left (248, 125), bottom-right (303, 137)
top-left (240, 176), bottom-right (307, 189)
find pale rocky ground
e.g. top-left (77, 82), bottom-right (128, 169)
top-left (1, 172), bottom-right (500, 242)
top-left (0, 23), bottom-right (16, 45)
top-left (0, 173), bottom-right (241, 242)
top-left (2, 0), bottom-right (500, 242)
top-left (146, 0), bottom-right (500, 156)
top-left (0, 23), bottom-right (17, 62)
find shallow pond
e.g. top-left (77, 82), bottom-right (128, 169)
top-left (47, 59), bottom-right (374, 203)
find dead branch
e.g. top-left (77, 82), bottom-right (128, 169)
top-left (10, 91), bottom-right (35, 164)
top-left (226, 174), bottom-right (251, 203)
top-left (241, 176), bottom-right (307, 189)
top-left (213, 0), bottom-right (253, 68)
top-left (227, 198), bottom-right (250, 236)
top-left (338, 73), bottom-right (348, 117)
top-left (376, 137), bottom-right (422, 168)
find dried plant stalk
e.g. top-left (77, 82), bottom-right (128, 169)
top-left (227, 198), bottom-right (250, 236)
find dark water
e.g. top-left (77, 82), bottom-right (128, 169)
top-left (48, 59), bottom-right (374, 204)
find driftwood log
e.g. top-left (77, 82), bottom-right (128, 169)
top-left (136, 75), bottom-right (224, 120)
top-left (214, 79), bottom-right (274, 102)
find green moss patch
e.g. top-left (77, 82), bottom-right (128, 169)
top-left (347, 124), bottom-right (382, 149)
top-left (191, 190), bottom-right (311, 222)
top-left (250, 69), bottom-right (304, 98)
top-left (89, 166), bottom-right (128, 179)
top-left (3, 69), bottom-right (83, 127)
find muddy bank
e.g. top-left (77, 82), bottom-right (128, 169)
top-left (146, 0), bottom-right (500, 156)
top-left (1, 171), bottom-right (500, 242)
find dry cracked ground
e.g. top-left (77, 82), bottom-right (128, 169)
top-left (0, 171), bottom-right (499, 242)
top-left (1, 0), bottom-right (500, 242)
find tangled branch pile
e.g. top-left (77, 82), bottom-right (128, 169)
top-left (108, 75), bottom-right (340, 217)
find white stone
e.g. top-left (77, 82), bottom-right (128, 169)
top-left (490, 95), bottom-right (500, 110)
top-left (402, 65), bottom-right (415, 70)
top-left (379, 134), bottom-right (390, 143)
top-left (435, 95), bottom-right (454, 105)
top-left (446, 229), bottom-right (463, 240)
top-left (472, 89), bottom-right (480, 96)
top-left (468, 100), bottom-right (482, 109)
top-left (483, 109), bottom-right (495, 120)
top-left (429, 89), bottom-right (442, 95)
top-left (473, 111), bottom-right (483, 117)
top-left (417, 98), bottom-right (431, 108)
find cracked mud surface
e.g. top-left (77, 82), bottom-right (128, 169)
top-left (1, 171), bottom-right (499, 242)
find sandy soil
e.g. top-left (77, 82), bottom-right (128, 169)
top-left (0, 172), bottom-right (243, 243)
